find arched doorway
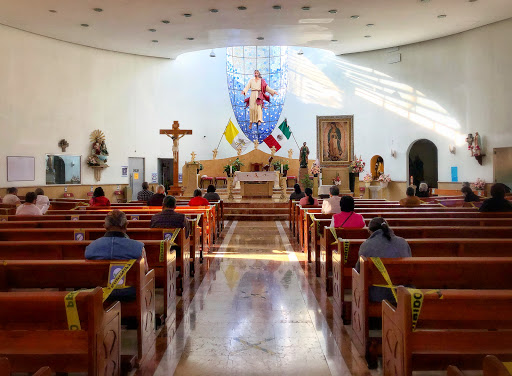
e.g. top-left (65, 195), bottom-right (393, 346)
top-left (408, 139), bottom-right (438, 188)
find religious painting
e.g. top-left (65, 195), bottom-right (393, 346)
top-left (316, 115), bottom-right (354, 166)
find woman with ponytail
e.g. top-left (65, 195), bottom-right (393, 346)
top-left (355, 217), bottom-right (411, 302)
top-left (299, 188), bottom-right (318, 206)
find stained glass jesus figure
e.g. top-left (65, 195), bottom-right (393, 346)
top-left (242, 69), bottom-right (278, 130)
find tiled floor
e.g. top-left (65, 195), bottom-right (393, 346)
top-left (153, 221), bottom-right (353, 376)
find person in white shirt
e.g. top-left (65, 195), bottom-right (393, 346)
top-left (321, 185), bottom-right (341, 214)
top-left (2, 187), bottom-right (21, 206)
top-left (16, 192), bottom-right (42, 216)
top-left (35, 188), bottom-right (50, 214)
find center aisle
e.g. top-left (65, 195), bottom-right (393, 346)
top-left (154, 221), bottom-right (351, 376)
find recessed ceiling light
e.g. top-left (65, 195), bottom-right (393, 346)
top-left (183, 13), bottom-right (192, 17)
top-left (366, 23), bottom-right (374, 27)
top-left (301, 6), bottom-right (310, 11)
top-left (437, 14), bottom-right (447, 18)
top-left (331, 39), bottom-right (338, 42)
top-left (93, 8), bottom-right (103, 12)
top-left (186, 37), bottom-right (195, 40)
top-left (468, 0), bottom-right (478, 2)
top-left (81, 24), bottom-right (89, 27)
top-left (210, 50), bottom-right (216, 57)
top-left (209, 9), bottom-right (219, 13)
top-left (238, 6), bottom-right (247, 10)
top-left (257, 36), bottom-right (264, 40)
top-left (272, 5), bottom-right (281, 10)
top-left (350, 15), bottom-right (360, 19)
top-left (298, 49), bottom-right (304, 55)
top-left (152, 40), bottom-right (158, 43)
top-left (48, 9), bottom-right (57, 13)
top-left (364, 35), bottom-right (371, 38)
top-left (328, 9), bottom-right (337, 14)
top-left (161, 20), bottom-right (170, 24)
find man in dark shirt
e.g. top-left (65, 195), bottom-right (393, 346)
top-left (137, 182), bottom-right (154, 202)
top-left (148, 185), bottom-right (166, 206)
top-left (151, 195), bottom-right (190, 237)
top-left (479, 183), bottom-right (512, 212)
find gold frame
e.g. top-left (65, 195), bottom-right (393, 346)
top-left (316, 115), bottom-right (354, 166)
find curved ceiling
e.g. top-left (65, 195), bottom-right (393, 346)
top-left (0, 0), bottom-right (511, 59)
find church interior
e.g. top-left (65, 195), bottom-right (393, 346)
top-left (1, 1), bottom-right (512, 375)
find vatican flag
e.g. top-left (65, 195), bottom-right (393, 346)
top-left (224, 119), bottom-right (250, 152)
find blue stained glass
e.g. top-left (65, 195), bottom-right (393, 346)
top-left (226, 46), bottom-right (288, 143)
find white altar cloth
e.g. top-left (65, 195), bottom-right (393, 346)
top-left (233, 171), bottom-right (280, 188)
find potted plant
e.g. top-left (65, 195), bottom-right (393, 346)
top-left (300, 175), bottom-right (313, 190)
top-left (363, 173), bottom-right (373, 188)
top-left (378, 174), bottom-right (391, 188)
top-left (333, 174), bottom-right (342, 186)
top-left (282, 161), bottom-right (289, 177)
top-left (272, 160), bottom-right (281, 171)
top-left (310, 162), bottom-right (320, 177)
top-left (232, 157), bottom-right (244, 172)
top-left (223, 164), bottom-right (233, 177)
top-left (473, 178), bottom-right (486, 194)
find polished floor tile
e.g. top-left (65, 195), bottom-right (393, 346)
top-left (153, 220), bottom-right (354, 376)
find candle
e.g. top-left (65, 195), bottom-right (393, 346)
top-left (280, 164), bottom-right (283, 174)
top-left (230, 165), bottom-right (233, 174)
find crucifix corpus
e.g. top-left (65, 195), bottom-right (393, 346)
top-left (160, 121), bottom-right (192, 196)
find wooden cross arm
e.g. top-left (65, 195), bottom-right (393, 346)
top-left (160, 130), bottom-right (192, 135)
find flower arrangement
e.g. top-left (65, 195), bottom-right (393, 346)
top-left (349, 156), bottom-right (365, 174)
top-left (473, 178), bottom-right (486, 190)
top-left (363, 173), bottom-right (373, 183)
top-left (378, 174), bottom-right (391, 183)
top-left (310, 162), bottom-right (320, 176)
top-left (333, 174), bottom-right (342, 186)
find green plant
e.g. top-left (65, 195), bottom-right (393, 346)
top-left (282, 161), bottom-right (289, 171)
top-left (199, 163), bottom-right (204, 171)
top-left (272, 160), bottom-right (281, 170)
top-left (300, 175), bottom-right (313, 189)
top-left (232, 157), bottom-right (244, 171)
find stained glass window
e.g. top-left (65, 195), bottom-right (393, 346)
top-left (226, 46), bottom-right (288, 143)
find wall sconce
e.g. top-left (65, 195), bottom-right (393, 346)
top-left (465, 132), bottom-right (485, 165)
top-left (449, 145), bottom-right (456, 154)
top-left (390, 149), bottom-right (397, 158)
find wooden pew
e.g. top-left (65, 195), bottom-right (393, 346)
top-left (331, 238), bottom-right (512, 324)
top-left (0, 239), bottom-right (179, 318)
top-left (382, 287), bottom-right (512, 376)
top-left (0, 288), bottom-right (121, 375)
top-left (448, 356), bottom-right (512, 376)
top-left (321, 226), bottom-right (512, 296)
top-left (0, 358), bottom-right (52, 376)
top-left (352, 257), bottom-right (512, 368)
top-left (0, 259), bottom-right (155, 365)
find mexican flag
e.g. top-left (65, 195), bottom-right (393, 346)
top-left (224, 119), bottom-right (250, 152)
top-left (263, 119), bottom-right (292, 152)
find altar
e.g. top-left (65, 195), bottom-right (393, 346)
top-left (233, 171), bottom-right (280, 198)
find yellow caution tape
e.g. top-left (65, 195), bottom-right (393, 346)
top-left (503, 363), bottom-right (512, 374)
top-left (102, 259), bottom-right (136, 302)
top-left (169, 228), bottom-right (180, 245)
top-left (159, 240), bottom-right (166, 262)
top-left (309, 214), bottom-right (315, 228)
top-left (370, 257), bottom-right (397, 302)
top-left (330, 227), bottom-right (339, 245)
top-left (407, 288), bottom-right (443, 331)
top-left (343, 241), bottom-right (350, 264)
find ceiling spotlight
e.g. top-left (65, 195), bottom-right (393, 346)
top-left (364, 35), bottom-right (372, 38)
top-left (331, 39), bottom-right (338, 42)
top-left (272, 5), bottom-right (281, 10)
top-left (148, 29), bottom-right (156, 32)
top-left (186, 37), bottom-right (195, 40)
top-left (298, 49), bottom-right (304, 55)
top-left (257, 36), bottom-right (264, 40)
top-left (48, 9), bottom-right (57, 13)
top-left (350, 15), bottom-right (360, 19)
top-left (209, 9), bottom-right (219, 13)
top-left (93, 8), bottom-right (103, 12)
top-left (437, 14), bottom-right (447, 18)
top-left (210, 50), bottom-right (216, 57)
top-left (328, 9), bottom-right (337, 14)
top-left (301, 6), bottom-right (311, 10)
top-left (238, 6), bottom-right (247, 10)
top-left (161, 20), bottom-right (170, 24)
top-left (468, 0), bottom-right (478, 2)
top-left (183, 13), bottom-right (192, 17)
top-left (81, 23), bottom-right (89, 27)
top-left (152, 40), bottom-right (158, 43)
top-left (366, 23), bottom-right (374, 27)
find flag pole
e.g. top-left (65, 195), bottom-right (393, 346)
top-left (286, 118), bottom-right (301, 150)
top-left (216, 118), bottom-right (230, 150)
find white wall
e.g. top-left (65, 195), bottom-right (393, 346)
top-left (1, 18), bottom-right (511, 188)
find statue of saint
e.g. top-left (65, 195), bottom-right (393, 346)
top-left (299, 142), bottom-right (309, 168)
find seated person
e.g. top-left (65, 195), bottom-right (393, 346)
top-left (203, 185), bottom-right (221, 201)
top-left (137, 182), bottom-right (154, 202)
top-left (399, 187), bottom-right (422, 207)
top-left (416, 182), bottom-right (429, 198)
top-left (151, 195), bottom-right (190, 237)
top-left (461, 186), bottom-right (480, 202)
top-left (85, 210), bottom-right (147, 300)
top-left (2, 187), bottom-right (21, 206)
top-left (89, 187), bottom-right (111, 207)
top-left (330, 196), bottom-right (365, 228)
top-left (147, 185), bottom-right (166, 206)
top-left (299, 187), bottom-right (318, 206)
top-left (355, 217), bottom-right (411, 303)
top-left (289, 184), bottom-right (306, 201)
top-left (16, 192), bottom-right (42, 216)
top-left (479, 183), bottom-right (512, 212)
top-left (188, 189), bottom-right (210, 206)
top-left (321, 185), bottom-right (341, 214)
top-left (35, 188), bottom-right (50, 214)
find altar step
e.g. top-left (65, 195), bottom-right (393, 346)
top-left (224, 203), bottom-right (288, 221)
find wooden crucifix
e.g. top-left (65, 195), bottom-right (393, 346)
top-left (160, 121), bottom-right (192, 196)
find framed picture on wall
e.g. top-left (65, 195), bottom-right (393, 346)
top-left (316, 115), bottom-right (354, 166)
